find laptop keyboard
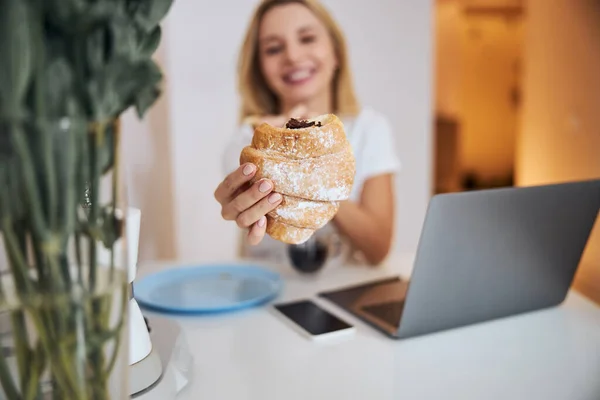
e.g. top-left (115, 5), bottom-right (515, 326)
top-left (361, 301), bottom-right (405, 327)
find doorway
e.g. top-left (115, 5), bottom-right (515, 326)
top-left (433, 0), bottom-right (525, 194)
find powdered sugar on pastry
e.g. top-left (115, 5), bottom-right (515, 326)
top-left (269, 197), bottom-right (339, 230)
top-left (248, 148), bottom-right (354, 201)
top-left (239, 114), bottom-right (356, 244)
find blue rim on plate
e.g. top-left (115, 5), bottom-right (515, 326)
top-left (133, 263), bottom-right (283, 315)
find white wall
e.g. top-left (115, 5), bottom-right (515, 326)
top-left (120, 37), bottom-right (177, 263)
top-left (123, 0), bottom-right (434, 263)
top-left (516, 0), bottom-right (600, 302)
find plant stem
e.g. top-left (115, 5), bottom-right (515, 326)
top-left (0, 175), bottom-right (35, 297)
top-left (103, 283), bottom-right (127, 376)
top-left (0, 345), bottom-right (20, 399)
top-left (28, 309), bottom-right (82, 400)
top-left (29, 233), bottom-right (49, 291)
top-left (72, 302), bottom-right (88, 399)
top-left (88, 121), bottom-right (114, 399)
top-left (31, 1), bottom-right (54, 235)
top-left (9, 123), bottom-right (48, 246)
top-left (1, 219), bottom-right (34, 296)
top-left (46, 253), bottom-right (65, 294)
top-left (56, 120), bottom-right (80, 292)
top-left (74, 231), bottom-right (83, 285)
top-left (88, 122), bottom-right (102, 290)
top-left (12, 222), bottom-right (27, 268)
top-left (75, 120), bottom-right (89, 285)
top-left (59, 254), bottom-right (71, 292)
top-left (110, 119), bottom-right (121, 281)
top-left (23, 340), bottom-right (45, 400)
top-left (89, 297), bottom-right (108, 376)
top-left (10, 311), bottom-right (31, 391)
top-left (40, 123), bottom-right (57, 232)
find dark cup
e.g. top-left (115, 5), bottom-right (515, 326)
top-left (287, 238), bottom-right (329, 274)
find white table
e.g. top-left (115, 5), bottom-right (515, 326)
top-left (136, 253), bottom-right (600, 400)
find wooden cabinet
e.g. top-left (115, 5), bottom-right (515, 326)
top-left (434, 115), bottom-right (462, 194)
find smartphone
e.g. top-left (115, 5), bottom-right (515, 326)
top-left (273, 299), bottom-right (355, 340)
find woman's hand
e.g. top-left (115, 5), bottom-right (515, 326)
top-left (214, 163), bottom-right (283, 245)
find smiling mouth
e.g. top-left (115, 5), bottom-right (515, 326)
top-left (282, 68), bottom-right (316, 85)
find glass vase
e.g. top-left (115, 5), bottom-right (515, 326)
top-left (0, 118), bottom-right (130, 399)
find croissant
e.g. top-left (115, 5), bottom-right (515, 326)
top-left (239, 114), bottom-right (356, 244)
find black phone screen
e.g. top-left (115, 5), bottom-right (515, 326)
top-left (274, 299), bottom-right (353, 336)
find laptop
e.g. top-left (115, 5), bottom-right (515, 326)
top-left (319, 179), bottom-right (600, 339)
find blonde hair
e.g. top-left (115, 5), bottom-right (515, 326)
top-left (237, 0), bottom-right (360, 122)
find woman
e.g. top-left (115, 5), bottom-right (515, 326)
top-left (214, 0), bottom-right (401, 265)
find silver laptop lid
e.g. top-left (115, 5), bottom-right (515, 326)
top-left (398, 179), bottom-right (600, 339)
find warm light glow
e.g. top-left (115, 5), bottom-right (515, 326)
top-left (434, 0), bottom-right (523, 191)
top-left (516, 0), bottom-right (600, 304)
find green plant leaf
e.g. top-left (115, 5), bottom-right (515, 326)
top-left (44, 0), bottom-right (87, 29)
top-left (110, 18), bottom-right (143, 61)
top-left (99, 123), bottom-right (115, 174)
top-left (100, 206), bottom-right (123, 249)
top-left (86, 58), bottom-right (163, 121)
top-left (0, 340), bottom-right (20, 400)
top-left (9, 170), bottom-right (25, 223)
top-left (0, 155), bottom-right (25, 223)
top-left (52, 120), bottom-right (83, 229)
top-left (127, 0), bottom-right (174, 32)
top-left (44, 58), bottom-right (77, 118)
top-left (0, 0), bottom-right (35, 120)
top-left (86, 26), bottom-right (111, 74)
top-left (0, 123), bottom-right (11, 158)
top-left (135, 84), bottom-right (161, 118)
top-left (110, 17), bottom-right (160, 62)
top-left (45, 0), bottom-right (125, 32)
top-left (44, 27), bottom-right (71, 73)
top-left (138, 25), bottom-right (162, 59)
top-left (0, 160), bottom-right (7, 223)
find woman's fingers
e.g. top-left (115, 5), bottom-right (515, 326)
top-left (214, 163), bottom-right (256, 204)
top-left (221, 178), bottom-right (276, 221)
top-left (234, 191), bottom-right (282, 228)
top-left (218, 108), bottom-right (314, 244)
top-left (247, 216), bottom-right (267, 246)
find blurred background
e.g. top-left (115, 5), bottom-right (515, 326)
top-left (120, 0), bottom-right (599, 302)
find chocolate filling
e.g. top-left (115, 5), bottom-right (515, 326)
top-left (285, 118), bottom-right (322, 129)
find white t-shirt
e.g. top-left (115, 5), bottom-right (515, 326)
top-left (222, 107), bottom-right (402, 263)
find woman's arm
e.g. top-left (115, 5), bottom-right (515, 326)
top-left (331, 173), bottom-right (395, 266)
